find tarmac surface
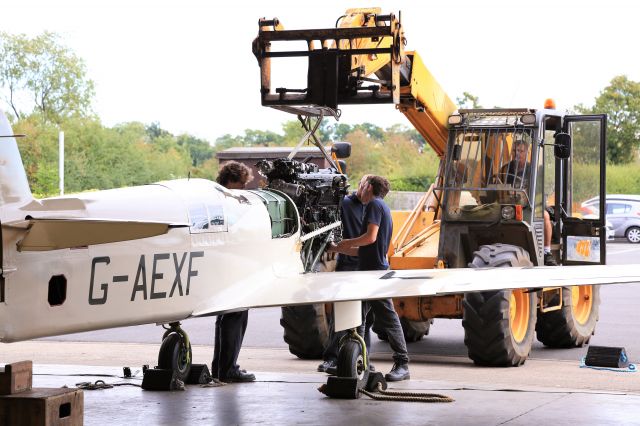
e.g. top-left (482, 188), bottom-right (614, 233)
top-left (5, 343), bottom-right (640, 425)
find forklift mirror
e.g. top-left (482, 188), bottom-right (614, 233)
top-left (338, 160), bottom-right (348, 175)
top-left (332, 142), bottom-right (351, 159)
top-left (554, 132), bottom-right (571, 159)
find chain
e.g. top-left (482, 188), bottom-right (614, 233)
top-left (75, 380), bottom-right (142, 390)
top-left (359, 382), bottom-right (454, 403)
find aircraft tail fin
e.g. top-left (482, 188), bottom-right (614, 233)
top-left (0, 111), bottom-right (33, 208)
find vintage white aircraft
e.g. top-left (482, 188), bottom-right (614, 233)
top-left (1, 110), bottom-right (640, 388)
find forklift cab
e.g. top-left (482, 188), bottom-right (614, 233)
top-left (440, 109), bottom-right (607, 266)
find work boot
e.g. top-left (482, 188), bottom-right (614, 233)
top-left (544, 253), bottom-right (558, 266)
top-left (317, 359), bottom-right (337, 373)
top-left (385, 363), bottom-right (410, 382)
top-left (221, 369), bottom-right (256, 383)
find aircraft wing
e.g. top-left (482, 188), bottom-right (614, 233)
top-left (5, 218), bottom-right (186, 251)
top-left (193, 264), bottom-right (640, 315)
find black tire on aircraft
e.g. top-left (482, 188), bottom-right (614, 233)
top-left (158, 332), bottom-right (192, 381)
top-left (280, 304), bottom-right (330, 359)
top-left (536, 286), bottom-right (600, 347)
top-left (462, 244), bottom-right (537, 366)
top-left (337, 339), bottom-right (369, 390)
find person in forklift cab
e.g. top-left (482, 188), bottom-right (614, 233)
top-left (499, 138), bottom-right (531, 187)
top-left (500, 139), bottom-right (557, 266)
top-left (329, 175), bottom-right (411, 382)
top-left (211, 161), bottom-right (256, 382)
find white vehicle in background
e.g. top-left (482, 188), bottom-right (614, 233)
top-left (581, 195), bottom-right (640, 243)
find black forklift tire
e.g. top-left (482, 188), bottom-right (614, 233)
top-left (337, 339), bottom-right (369, 390)
top-left (536, 286), bottom-right (600, 347)
top-left (280, 304), bottom-right (330, 359)
top-left (400, 318), bottom-right (431, 342)
top-left (462, 244), bottom-right (537, 366)
top-left (373, 317), bottom-right (431, 343)
top-left (158, 332), bottom-right (192, 381)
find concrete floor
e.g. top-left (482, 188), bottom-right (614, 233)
top-left (28, 364), bottom-right (640, 426)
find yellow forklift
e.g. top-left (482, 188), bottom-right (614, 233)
top-left (253, 8), bottom-right (607, 369)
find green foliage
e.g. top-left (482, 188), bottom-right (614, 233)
top-left (339, 129), bottom-right (439, 192)
top-left (570, 162), bottom-right (640, 205)
top-left (576, 75), bottom-right (640, 164)
top-left (0, 32), bottom-right (94, 123)
top-left (606, 163), bottom-right (640, 195)
top-left (12, 114), bottom-right (206, 196)
top-left (456, 92), bottom-right (482, 109)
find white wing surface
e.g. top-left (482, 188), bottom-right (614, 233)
top-left (193, 264), bottom-right (640, 315)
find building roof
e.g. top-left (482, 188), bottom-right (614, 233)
top-left (216, 146), bottom-right (325, 160)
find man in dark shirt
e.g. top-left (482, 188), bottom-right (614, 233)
top-left (212, 161), bottom-right (256, 382)
top-left (318, 175), bottom-right (370, 373)
top-left (329, 175), bottom-right (410, 382)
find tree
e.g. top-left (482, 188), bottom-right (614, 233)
top-left (576, 75), bottom-right (640, 164)
top-left (0, 31), bottom-right (94, 122)
top-left (456, 92), bottom-right (482, 109)
top-left (177, 134), bottom-right (214, 167)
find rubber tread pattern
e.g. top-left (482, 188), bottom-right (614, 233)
top-left (462, 244), bottom-right (537, 366)
top-left (280, 304), bottom-right (329, 359)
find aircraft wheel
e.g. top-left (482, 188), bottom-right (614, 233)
top-left (536, 285), bottom-right (600, 347)
top-left (337, 339), bottom-right (369, 389)
top-left (462, 244), bottom-right (537, 366)
top-left (158, 332), bottom-right (192, 381)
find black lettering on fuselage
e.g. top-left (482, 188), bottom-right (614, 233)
top-left (150, 253), bottom-right (169, 300)
top-left (89, 257), bottom-right (110, 305)
top-left (130, 255), bottom-right (148, 301)
top-left (186, 251), bottom-right (204, 296)
top-left (170, 252), bottom-right (187, 297)
top-left (90, 251), bottom-right (203, 305)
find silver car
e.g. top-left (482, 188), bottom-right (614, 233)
top-left (581, 195), bottom-right (640, 243)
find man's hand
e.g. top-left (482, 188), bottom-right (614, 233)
top-left (327, 242), bottom-right (339, 253)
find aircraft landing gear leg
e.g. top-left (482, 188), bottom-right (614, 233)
top-left (158, 322), bottom-right (192, 382)
top-left (319, 328), bottom-right (374, 399)
top-left (336, 328), bottom-right (370, 389)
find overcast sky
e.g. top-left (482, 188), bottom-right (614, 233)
top-left (4, 0), bottom-right (639, 142)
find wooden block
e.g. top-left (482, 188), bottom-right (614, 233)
top-left (0, 361), bottom-right (33, 395)
top-left (0, 387), bottom-right (83, 426)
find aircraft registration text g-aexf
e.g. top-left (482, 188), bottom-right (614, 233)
top-left (88, 251), bottom-right (204, 305)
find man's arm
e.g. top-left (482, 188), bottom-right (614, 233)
top-left (329, 223), bottom-right (380, 256)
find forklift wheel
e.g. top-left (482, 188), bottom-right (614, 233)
top-left (463, 244), bottom-right (537, 366)
top-left (536, 285), bottom-right (600, 347)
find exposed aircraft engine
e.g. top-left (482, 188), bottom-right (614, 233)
top-left (257, 158), bottom-right (348, 271)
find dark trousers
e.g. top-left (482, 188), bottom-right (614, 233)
top-left (212, 310), bottom-right (248, 379)
top-left (323, 263), bottom-right (362, 362)
top-left (323, 308), bottom-right (373, 362)
top-left (360, 299), bottom-right (409, 365)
